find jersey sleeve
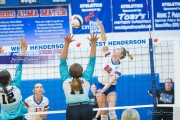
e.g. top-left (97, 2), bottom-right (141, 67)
top-left (12, 60), bottom-right (23, 88)
top-left (44, 98), bottom-right (49, 109)
top-left (114, 68), bottom-right (122, 78)
top-left (24, 97), bottom-right (29, 107)
top-left (103, 51), bottom-right (111, 58)
top-left (81, 56), bottom-right (96, 81)
top-left (59, 58), bottom-right (71, 81)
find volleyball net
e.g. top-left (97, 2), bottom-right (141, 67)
top-left (0, 37), bottom-right (179, 119)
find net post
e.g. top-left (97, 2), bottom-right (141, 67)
top-left (148, 38), bottom-right (157, 107)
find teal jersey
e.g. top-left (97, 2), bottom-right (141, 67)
top-left (60, 56), bottom-right (96, 104)
top-left (0, 62), bottom-right (28, 120)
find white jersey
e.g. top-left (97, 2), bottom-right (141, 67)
top-left (24, 95), bottom-right (49, 120)
top-left (98, 51), bottom-right (122, 85)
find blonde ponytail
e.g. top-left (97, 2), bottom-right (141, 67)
top-left (126, 50), bottom-right (133, 61)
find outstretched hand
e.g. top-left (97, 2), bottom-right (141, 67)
top-left (64, 34), bottom-right (75, 44)
top-left (19, 38), bottom-right (28, 49)
top-left (87, 33), bottom-right (99, 44)
top-left (96, 18), bottom-right (103, 27)
top-left (0, 46), bottom-right (4, 53)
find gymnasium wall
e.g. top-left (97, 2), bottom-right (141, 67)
top-left (20, 74), bottom-right (159, 120)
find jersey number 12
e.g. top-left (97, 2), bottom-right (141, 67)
top-left (2, 92), bottom-right (16, 104)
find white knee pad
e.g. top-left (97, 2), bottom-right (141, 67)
top-left (109, 111), bottom-right (117, 119)
top-left (101, 115), bottom-right (108, 120)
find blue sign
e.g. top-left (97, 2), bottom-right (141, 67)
top-left (71, 0), bottom-right (112, 34)
top-left (0, 6), bottom-right (70, 46)
top-left (0, 56), bottom-right (49, 64)
top-left (0, 0), bottom-right (70, 6)
top-left (154, 0), bottom-right (180, 30)
top-left (113, 0), bottom-right (152, 32)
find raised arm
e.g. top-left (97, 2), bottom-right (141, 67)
top-left (60, 34), bottom-right (74, 81)
top-left (82, 33), bottom-right (99, 81)
top-left (13, 38), bottom-right (27, 88)
top-left (96, 18), bottom-right (108, 53)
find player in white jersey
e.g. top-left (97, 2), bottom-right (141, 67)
top-left (60, 33), bottom-right (99, 120)
top-left (24, 83), bottom-right (49, 120)
top-left (0, 38), bottom-right (28, 120)
top-left (95, 18), bottom-right (133, 120)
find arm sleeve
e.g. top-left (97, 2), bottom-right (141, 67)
top-left (12, 60), bottom-right (23, 88)
top-left (114, 68), bottom-right (122, 78)
top-left (24, 98), bottom-right (29, 107)
top-left (81, 56), bottom-right (96, 81)
top-left (44, 99), bottom-right (49, 109)
top-left (103, 51), bottom-right (111, 57)
top-left (59, 58), bottom-right (71, 81)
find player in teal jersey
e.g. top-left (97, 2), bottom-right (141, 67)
top-left (0, 38), bottom-right (28, 120)
top-left (60, 33), bottom-right (99, 120)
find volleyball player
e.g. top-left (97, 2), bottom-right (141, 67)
top-left (121, 108), bottom-right (140, 120)
top-left (89, 83), bottom-right (101, 120)
top-left (95, 18), bottom-right (133, 120)
top-left (0, 38), bottom-right (28, 120)
top-left (24, 83), bottom-right (49, 120)
top-left (148, 78), bottom-right (174, 120)
top-left (59, 33), bottom-right (99, 120)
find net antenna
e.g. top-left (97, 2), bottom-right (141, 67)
top-left (146, 0), bottom-right (157, 107)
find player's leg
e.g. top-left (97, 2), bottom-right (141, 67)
top-left (80, 103), bottom-right (94, 120)
top-left (96, 82), bottom-right (108, 120)
top-left (96, 93), bottom-right (108, 120)
top-left (107, 92), bottom-right (117, 120)
top-left (66, 105), bottom-right (80, 120)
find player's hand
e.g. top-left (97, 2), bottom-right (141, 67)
top-left (87, 33), bottom-right (99, 44)
top-left (19, 38), bottom-right (28, 49)
top-left (36, 108), bottom-right (42, 112)
top-left (149, 93), bottom-right (153, 96)
top-left (92, 118), bottom-right (97, 120)
top-left (0, 46), bottom-right (4, 53)
top-left (64, 34), bottom-right (75, 44)
top-left (97, 89), bottom-right (104, 94)
top-left (96, 18), bottom-right (103, 27)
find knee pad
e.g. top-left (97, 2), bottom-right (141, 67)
top-left (101, 115), bottom-right (108, 120)
top-left (109, 111), bottom-right (117, 119)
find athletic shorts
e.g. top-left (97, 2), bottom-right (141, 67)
top-left (66, 102), bottom-right (94, 120)
top-left (97, 82), bottom-right (116, 96)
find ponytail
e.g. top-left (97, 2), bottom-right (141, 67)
top-left (71, 78), bottom-right (82, 92)
top-left (121, 47), bottom-right (133, 60)
top-left (0, 70), bottom-right (12, 101)
top-left (2, 85), bottom-right (13, 101)
top-left (125, 50), bottom-right (133, 61)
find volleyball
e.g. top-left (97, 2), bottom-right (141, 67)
top-left (70, 14), bottom-right (83, 28)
